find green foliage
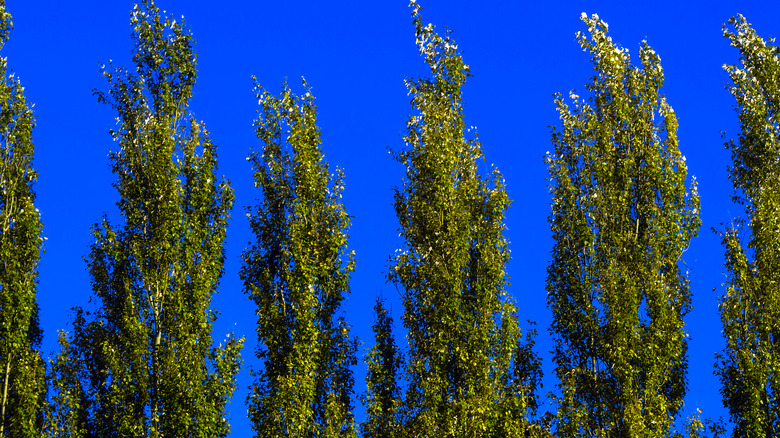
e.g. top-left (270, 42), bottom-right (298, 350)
top-left (241, 79), bottom-right (357, 438)
top-left (0, 3), bottom-right (47, 437)
top-left (46, 332), bottom-right (91, 438)
top-left (361, 298), bottom-right (403, 438)
top-left (546, 13), bottom-right (700, 437)
top-left (718, 14), bottom-right (780, 438)
top-left (48, 1), bottom-right (242, 436)
top-left (684, 411), bottom-right (727, 438)
top-left (387, 3), bottom-right (541, 436)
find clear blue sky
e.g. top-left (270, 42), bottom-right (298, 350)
top-left (5, 0), bottom-right (780, 435)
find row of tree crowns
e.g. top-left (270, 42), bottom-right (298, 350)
top-left (0, 0), bottom-right (778, 437)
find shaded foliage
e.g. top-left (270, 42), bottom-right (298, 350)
top-left (361, 298), bottom-right (403, 438)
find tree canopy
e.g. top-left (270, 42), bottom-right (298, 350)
top-left (718, 14), bottom-right (780, 438)
top-left (0, 2), bottom-right (46, 436)
top-left (387, 3), bottom-right (541, 436)
top-left (48, 1), bottom-right (242, 436)
top-left (241, 79), bottom-right (358, 438)
top-left (0, 2), bottom-right (778, 437)
top-left (546, 13), bottom-right (701, 437)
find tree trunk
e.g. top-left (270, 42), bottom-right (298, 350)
top-left (0, 353), bottom-right (12, 437)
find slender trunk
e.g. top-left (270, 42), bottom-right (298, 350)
top-left (150, 281), bottom-right (162, 437)
top-left (149, 327), bottom-right (162, 437)
top-left (0, 353), bottom-right (11, 437)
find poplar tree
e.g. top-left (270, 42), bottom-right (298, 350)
top-left (241, 80), bottom-right (357, 438)
top-left (546, 13), bottom-right (700, 437)
top-left (388, 3), bottom-right (540, 436)
top-left (360, 298), bottom-right (403, 438)
top-left (0, 2), bottom-right (46, 436)
top-left (49, 1), bottom-right (242, 436)
top-left (718, 15), bottom-right (780, 438)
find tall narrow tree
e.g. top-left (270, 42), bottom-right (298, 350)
top-left (718, 15), bottom-right (780, 438)
top-left (241, 80), bottom-right (358, 438)
top-left (0, 2), bottom-right (46, 437)
top-left (49, 1), bottom-right (242, 436)
top-left (47, 331), bottom-right (90, 437)
top-left (546, 13), bottom-right (700, 436)
top-left (388, 3), bottom-right (540, 436)
top-left (360, 298), bottom-right (403, 438)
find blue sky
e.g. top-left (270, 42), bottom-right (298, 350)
top-left (5, 0), bottom-right (780, 435)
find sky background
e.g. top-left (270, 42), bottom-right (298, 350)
top-left (4, 0), bottom-right (780, 435)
